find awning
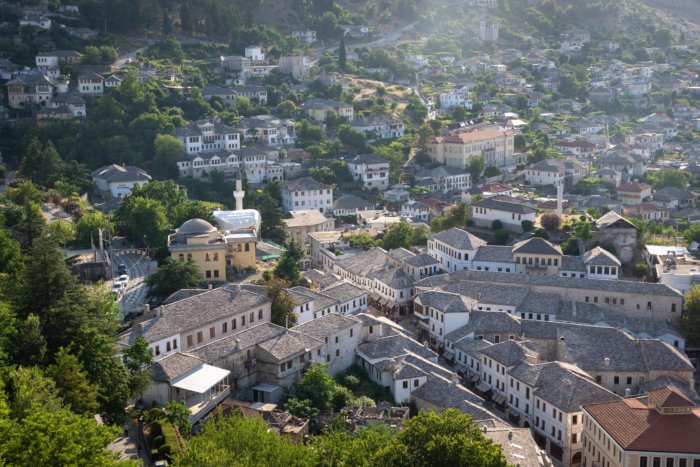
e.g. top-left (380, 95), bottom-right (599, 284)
top-left (492, 393), bottom-right (506, 405)
top-left (476, 381), bottom-right (491, 393)
top-left (470, 374), bottom-right (481, 384)
top-left (455, 364), bottom-right (467, 373)
top-left (172, 364), bottom-right (230, 394)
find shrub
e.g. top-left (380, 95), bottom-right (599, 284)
top-left (491, 219), bottom-right (503, 231)
top-left (152, 435), bottom-right (164, 448)
top-left (633, 262), bottom-right (649, 278)
top-left (533, 228), bottom-right (548, 238)
top-left (331, 386), bottom-right (354, 411)
top-left (343, 375), bottom-right (360, 388)
top-left (149, 420), bottom-right (163, 439)
top-left (540, 212), bottom-right (561, 231)
top-left (521, 220), bottom-right (533, 232)
top-left (493, 229), bottom-right (510, 245)
top-left (159, 444), bottom-right (173, 460)
top-left (146, 408), bottom-right (166, 423)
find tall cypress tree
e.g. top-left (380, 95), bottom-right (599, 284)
top-left (338, 33), bottom-right (347, 71)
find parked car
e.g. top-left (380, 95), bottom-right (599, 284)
top-left (117, 263), bottom-right (127, 275)
top-left (118, 274), bottom-right (129, 288)
top-left (111, 283), bottom-right (123, 298)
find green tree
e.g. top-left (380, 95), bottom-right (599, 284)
top-left (153, 134), bottom-right (183, 180)
top-left (164, 400), bottom-right (192, 436)
top-left (265, 278), bottom-right (297, 327)
top-left (650, 168), bottom-right (690, 190)
top-left (17, 138), bottom-right (64, 188)
top-left (382, 219), bottom-right (414, 250)
top-left (47, 348), bottom-right (100, 415)
top-left (338, 33), bottom-right (347, 70)
top-left (293, 362), bottom-right (337, 413)
top-left (273, 240), bottom-right (303, 283)
top-left (114, 196), bottom-right (171, 248)
top-left (122, 336), bottom-right (154, 399)
top-left (680, 285), bottom-right (700, 345)
top-left (146, 257), bottom-right (201, 300)
top-left (313, 424), bottom-right (395, 466)
top-left (8, 366), bottom-right (64, 420)
top-left (73, 210), bottom-right (112, 248)
top-left (246, 189), bottom-right (287, 244)
top-left (375, 409), bottom-right (507, 467)
top-left (540, 212), bottom-right (561, 231)
top-left (175, 409), bottom-right (314, 465)
top-left (492, 229), bottom-right (510, 245)
top-left (468, 156), bottom-right (485, 181)
top-left (47, 220), bottom-right (75, 247)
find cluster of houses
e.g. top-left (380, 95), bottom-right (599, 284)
top-left (118, 210), bottom-right (700, 465)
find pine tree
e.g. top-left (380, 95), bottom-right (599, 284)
top-left (47, 348), bottom-right (100, 415)
top-left (338, 33), bottom-right (347, 71)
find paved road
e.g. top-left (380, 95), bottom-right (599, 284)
top-left (113, 251), bottom-right (155, 320)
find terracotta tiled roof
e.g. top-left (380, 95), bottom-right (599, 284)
top-left (584, 386), bottom-right (700, 454)
top-left (433, 128), bottom-right (512, 144)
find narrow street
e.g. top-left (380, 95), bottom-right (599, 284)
top-left (113, 251), bottom-right (156, 320)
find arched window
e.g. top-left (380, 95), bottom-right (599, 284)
top-left (205, 253), bottom-right (211, 262)
top-left (213, 252), bottom-right (219, 261)
top-left (179, 254), bottom-right (184, 261)
top-left (187, 253), bottom-right (192, 261)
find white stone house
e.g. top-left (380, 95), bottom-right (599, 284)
top-left (348, 153), bottom-right (390, 191)
top-left (92, 164), bottom-right (152, 198)
top-left (281, 177), bottom-right (333, 214)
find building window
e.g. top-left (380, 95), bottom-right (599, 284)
top-left (187, 335), bottom-right (193, 348)
top-left (403, 381), bottom-right (408, 389)
top-left (242, 315), bottom-right (246, 326)
top-left (335, 349), bottom-right (340, 357)
top-left (639, 458), bottom-right (648, 467)
top-left (197, 331), bottom-right (203, 343)
top-left (206, 270), bottom-right (211, 278)
top-left (223, 322), bottom-right (228, 333)
top-left (595, 375), bottom-right (602, 384)
top-left (155, 345), bottom-right (160, 356)
top-left (209, 327), bottom-right (215, 338)
top-left (166, 342), bottom-right (171, 352)
top-left (614, 376), bottom-right (619, 385)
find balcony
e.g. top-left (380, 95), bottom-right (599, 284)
top-left (186, 384), bottom-right (231, 423)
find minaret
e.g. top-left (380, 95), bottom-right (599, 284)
top-left (556, 181), bottom-right (563, 218)
top-left (234, 179), bottom-right (245, 211)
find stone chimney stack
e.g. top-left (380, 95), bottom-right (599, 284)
top-left (234, 179), bottom-right (245, 211)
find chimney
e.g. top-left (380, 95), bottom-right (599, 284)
top-left (624, 387), bottom-right (631, 397)
top-left (235, 338), bottom-right (241, 351)
top-left (571, 301), bottom-right (577, 317)
top-left (604, 357), bottom-right (610, 367)
top-left (234, 179), bottom-right (245, 211)
top-left (208, 283), bottom-right (213, 290)
top-left (143, 303), bottom-right (150, 316)
top-left (482, 424), bottom-right (488, 433)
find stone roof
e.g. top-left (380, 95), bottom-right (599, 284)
top-left (429, 227), bottom-right (487, 250)
top-left (595, 211), bottom-right (638, 230)
top-left (426, 268), bottom-right (680, 298)
top-left (370, 267), bottom-right (415, 289)
top-left (415, 291), bottom-right (474, 314)
top-left (333, 194), bottom-right (374, 210)
top-left (653, 186), bottom-right (696, 202)
top-left (512, 237), bottom-right (562, 256)
top-left (387, 248), bottom-right (415, 263)
top-left (293, 313), bottom-right (358, 340)
top-left (529, 158), bottom-right (565, 173)
top-left (152, 352), bottom-right (204, 383)
top-left (479, 340), bottom-right (537, 367)
top-left (618, 181), bottom-right (651, 193)
top-left (403, 252), bottom-right (440, 267)
top-left (334, 247), bottom-right (388, 278)
top-left (91, 164), bottom-right (152, 184)
top-left (561, 255), bottom-right (585, 271)
top-left (529, 362), bottom-right (619, 412)
top-left (322, 281), bottom-right (367, 303)
top-left (472, 245), bottom-right (514, 263)
top-left (472, 195), bottom-right (535, 214)
top-left (288, 286), bottom-right (338, 311)
top-left (357, 335), bottom-right (437, 361)
top-left (410, 376), bottom-right (497, 421)
top-left (162, 289), bottom-right (208, 305)
top-left (302, 97), bottom-right (352, 110)
top-left (282, 177), bottom-right (330, 192)
top-left (449, 311), bottom-right (523, 339)
top-left (175, 119), bottom-right (237, 137)
top-left (189, 322), bottom-right (286, 363)
top-left (583, 246), bottom-right (621, 267)
top-left (256, 329), bottom-right (324, 361)
top-left (176, 218), bottom-right (217, 235)
top-left (118, 286), bottom-right (271, 347)
top-left (350, 153), bottom-right (389, 166)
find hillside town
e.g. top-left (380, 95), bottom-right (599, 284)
top-left (1, 0), bottom-right (700, 465)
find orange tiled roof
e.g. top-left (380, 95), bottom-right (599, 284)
top-left (584, 386), bottom-right (700, 454)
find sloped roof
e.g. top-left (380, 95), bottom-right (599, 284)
top-left (430, 227), bottom-right (487, 250)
